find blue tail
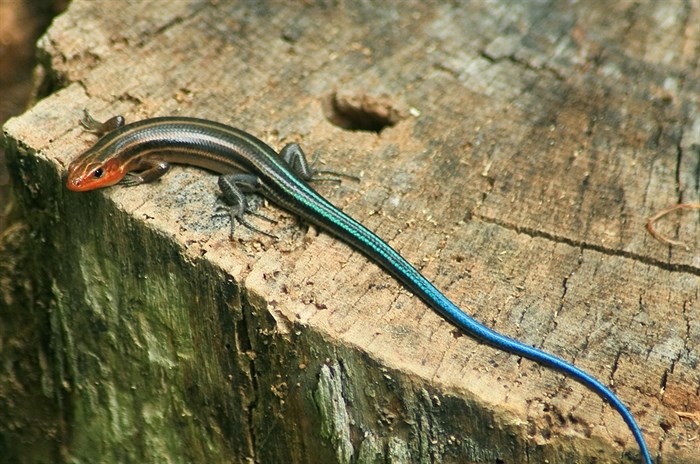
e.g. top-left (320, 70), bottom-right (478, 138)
top-left (276, 168), bottom-right (653, 463)
top-left (430, 284), bottom-right (653, 464)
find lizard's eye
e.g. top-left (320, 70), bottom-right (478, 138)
top-left (93, 168), bottom-right (104, 178)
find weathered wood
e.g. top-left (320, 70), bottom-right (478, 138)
top-left (1, 1), bottom-right (698, 463)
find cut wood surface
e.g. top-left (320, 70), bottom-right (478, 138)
top-left (1, 1), bottom-right (698, 463)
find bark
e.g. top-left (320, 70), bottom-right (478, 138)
top-left (1, 1), bottom-right (698, 463)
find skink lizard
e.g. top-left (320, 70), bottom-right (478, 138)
top-left (66, 112), bottom-right (653, 464)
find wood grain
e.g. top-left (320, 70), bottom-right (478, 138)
top-left (1, 1), bottom-right (698, 463)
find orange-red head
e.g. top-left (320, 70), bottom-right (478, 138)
top-left (66, 155), bottom-right (128, 191)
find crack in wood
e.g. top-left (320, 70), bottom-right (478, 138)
top-left (472, 212), bottom-right (700, 276)
top-left (478, 49), bottom-right (566, 82)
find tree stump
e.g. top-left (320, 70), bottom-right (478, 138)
top-left (1, 1), bottom-right (698, 463)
